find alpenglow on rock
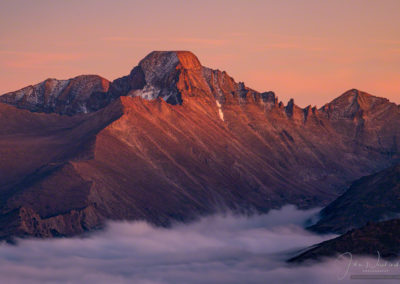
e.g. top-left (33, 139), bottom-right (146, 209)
top-left (0, 51), bottom-right (264, 114)
top-left (0, 50), bottom-right (398, 239)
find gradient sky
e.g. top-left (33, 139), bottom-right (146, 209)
top-left (0, 0), bottom-right (399, 107)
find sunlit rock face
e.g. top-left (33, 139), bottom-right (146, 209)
top-left (0, 51), bottom-right (398, 239)
top-left (109, 51), bottom-right (206, 105)
top-left (126, 51), bottom-right (184, 104)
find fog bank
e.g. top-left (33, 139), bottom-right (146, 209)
top-left (0, 205), bottom-right (388, 284)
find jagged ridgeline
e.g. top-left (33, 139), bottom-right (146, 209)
top-left (0, 51), bottom-right (399, 239)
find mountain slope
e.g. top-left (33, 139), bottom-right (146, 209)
top-left (0, 50), bottom-right (399, 239)
top-left (289, 218), bottom-right (400, 262)
top-left (309, 164), bottom-right (400, 234)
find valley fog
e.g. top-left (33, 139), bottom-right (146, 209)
top-left (0, 206), bottom-right (362, 284)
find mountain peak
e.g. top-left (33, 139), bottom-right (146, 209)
top-left (338, 88), bottom-right (373, 102)
top-left (329, 89), bottom-right (384, 106)
top-left (120, 51), bottom-right (203, 105)
top-left (139, 51), bottom-right (202, 72)
top-left (320, 88), bottom-right (395, 119)
top-left (1, 52), bottom-right (397, 118)
top-left (0, 75), bottom-right (110, 115)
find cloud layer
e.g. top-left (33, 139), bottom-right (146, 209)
top-left (0, 206), bottom-right (391, 284)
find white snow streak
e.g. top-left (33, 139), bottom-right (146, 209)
top-left (216, 100), bottom-right (224, 121)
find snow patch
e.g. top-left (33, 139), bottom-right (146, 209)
top-left (216, 100), bottom-right (224, 121)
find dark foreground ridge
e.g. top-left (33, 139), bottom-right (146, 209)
top-left (288, 163), bottom-right (400, 262)
top-left (310, 164), bottom-right (400, 234)
top-left (289, 218), bottom-right (400, 263)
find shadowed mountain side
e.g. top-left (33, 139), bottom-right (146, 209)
top-left (289, 218), bottom-right (400, 263)
top-left (0, 99), bottom-right (123, 194)
top-left (309, 164), bottom-right (400, 234)
top-left (0, 75), bottom-right (110, 115)
top-left (0, 51), bottom-right (399, 238)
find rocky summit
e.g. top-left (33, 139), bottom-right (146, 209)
top-left (0, 51), bottom-right (399, 239)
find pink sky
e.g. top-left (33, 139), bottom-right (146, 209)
top-left (0, 0), bottom-right (399, 107)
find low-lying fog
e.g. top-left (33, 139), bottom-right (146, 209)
top-left (0, 206), bottom-right (393, 283)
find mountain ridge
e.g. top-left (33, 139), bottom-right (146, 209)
top-left (0, 50), bottom-right (399, 239)
top-left (289, 217), bottom-right (400, 263)
top-left (3, 51), bottom-right (398, 117)
top-left (309, 163), bottom-right (400, 234)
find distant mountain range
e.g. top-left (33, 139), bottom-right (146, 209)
top-left (0, 51), bottom-right (399, 240)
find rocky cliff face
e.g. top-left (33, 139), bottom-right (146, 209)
top-left (0, 51), bottom-right (399, 239)
top-left (0, 75), bottom-right (110, 115)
